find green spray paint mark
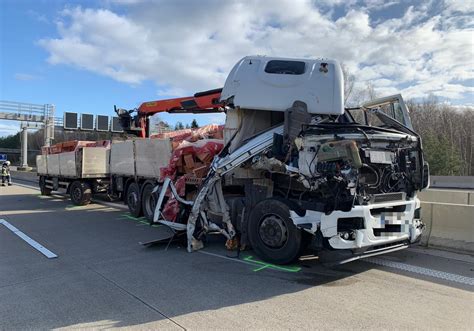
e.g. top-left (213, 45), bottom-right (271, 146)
top-left (118, 213), bottom-right (161, 227)
top-left (120, 213), bottom-right (147, 221)
top-left (121, 214), bottom-right (140, 221)
top-left (243, 255), bottom-right (301, 273)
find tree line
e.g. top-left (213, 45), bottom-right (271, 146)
top-left (408, 98), bottom-right (473, 176)
top-left (154, 118), bottom-right (199, 131)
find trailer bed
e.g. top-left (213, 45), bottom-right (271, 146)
top-left (36, 147), bottom-right (110, 178)
top-left (110, 138), bottom-right (172, 178)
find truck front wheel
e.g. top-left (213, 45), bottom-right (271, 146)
top-left (248, 199), bottom-right (302, 265)
top-left (126, 182), bottom-right (143, 217)
top-left (70, 181), bottom-right (92, 206)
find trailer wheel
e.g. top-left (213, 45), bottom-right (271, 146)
top-left (39, 176), bottom-right (52, 196)
top-left (126, 182), bottom-right (143, 217)
top-left (70, 181), bottom-right (92, 206)
top-left (248, 199), bottom-right (302, 265)
top-left (142, 183), bottom-right (157, 221)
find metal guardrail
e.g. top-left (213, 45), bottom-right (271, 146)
top-left (430, 176), bottom-right (474, 190)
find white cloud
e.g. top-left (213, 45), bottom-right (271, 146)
top-left (444, 0), bottom-right (474, 14)
top-left (38, 0), bottom-right (473, 105)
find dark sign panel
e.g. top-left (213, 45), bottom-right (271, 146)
top-left (96, 115), bottom-right (109, 132)
top-left (81, 114), bottom-right (94, 130)
top-left (111, 117), bottom-right (124, 132)
top-left (64, 112), bottom-right (78, 130)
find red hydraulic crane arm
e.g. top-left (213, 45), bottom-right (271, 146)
top-left (117, 88), bottom-right (225, 138)
top-left (137, 88), bottom-right (224, 116)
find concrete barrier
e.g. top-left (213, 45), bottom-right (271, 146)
top-left (419, 189), bottom-right (474, 255)
top-left (428, 203), bottom-right (474, 253)
top-left (10, 169), bottom-right (39, 183)
top-left (418, 189), bottom-right (472, 205)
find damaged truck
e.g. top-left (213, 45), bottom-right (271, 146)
top-left (119, 56), bottom-right (429, 264)
top-left (39, 56), bottom-right (429, 264)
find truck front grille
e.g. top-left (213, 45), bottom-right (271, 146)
top-left (371, 192), bottom-right (405, 204)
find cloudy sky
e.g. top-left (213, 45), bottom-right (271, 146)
top-left (0, 0), bottom-right (473, 136)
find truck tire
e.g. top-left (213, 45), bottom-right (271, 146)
top-left (142, 183), bottom-right (157, 221)
top-left (39, 176), bottom-right (52, 196)
top-left (248, 199), bottom-right (302, 265)
top-left (70, 181), bottom-right (92, 206)
top-left (126, 182), bottom-right (143, 217)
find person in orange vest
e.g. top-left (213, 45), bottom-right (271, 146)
top-left (1, 161), bottom-right (12, 186)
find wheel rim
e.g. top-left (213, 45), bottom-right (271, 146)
top-left (258, 214), bottom-right (288, 249)
top-left (72, 186), bottom-right (82, 201)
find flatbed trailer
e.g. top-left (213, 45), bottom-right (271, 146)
top-left (36, 144), bottom-right (110, 205)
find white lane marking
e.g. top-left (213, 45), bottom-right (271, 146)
top-left (0, 219), bottom-right (58, 259)
top-left (364, 257), bottom-right (474, 286)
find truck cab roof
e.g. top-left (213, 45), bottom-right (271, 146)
top-left (220, 55), bottom-right (344, 115)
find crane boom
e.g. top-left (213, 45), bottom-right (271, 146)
top-left (138, 88), bottom-right (224, 115)
top-left (116, 88), bottom-right (224, 138)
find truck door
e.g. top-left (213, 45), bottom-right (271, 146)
top-left (361, 94), bottom-right (413, 130)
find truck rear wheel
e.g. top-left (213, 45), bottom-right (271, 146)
top-left (39, 176), bottom-right (52, 196)
top-left (126, 182), bottom-right (143, 217)
top-left (248, 199), bottom-right (302, 265)
top-left (70, 181), bottom-right (92, 206)
top-left (142, 183), bottom-right (157, 221)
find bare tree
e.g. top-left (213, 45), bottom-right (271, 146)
top-left (343, 64), bottom-right (473, 176)
top-left (341, 63), bottom-right (355, 105)
top-left (408, 96), bottom-right (474, 176)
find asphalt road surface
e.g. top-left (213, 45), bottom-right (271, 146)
top-left (1, 176), bottom-right (473, 330)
